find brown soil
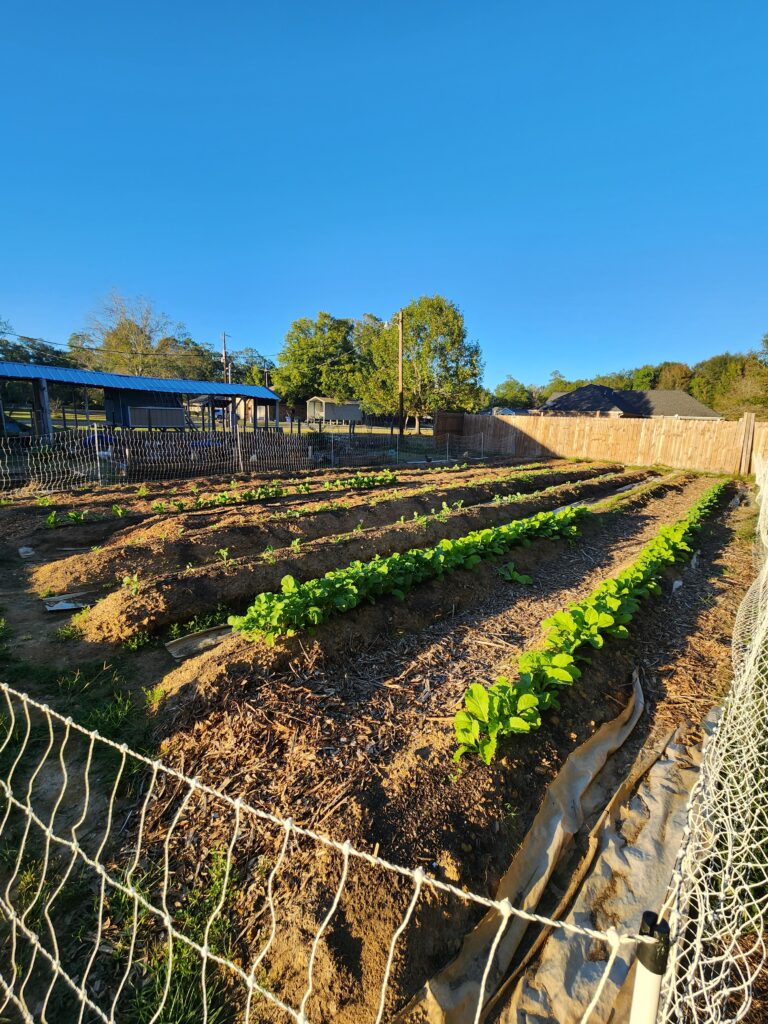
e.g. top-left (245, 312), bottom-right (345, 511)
top-left (2, 468), bottom-right (755, 1024)
top-left (76, 468), bottom-right (644, 644)
top-left (29, 462), bottom-right (615, 596)
top-left (122, 475), bottom-right (748, 1022)
top-left (0, 458), bottom-right (560, 553)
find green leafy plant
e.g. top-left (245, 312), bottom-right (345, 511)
top-left (112, 503), bottom-right (126, 518)
top-left (497, 562), bottom-right (533, 585)
top-left (44, 511), bottom-right (59, 528)
top-left (216, 547), bottom-right (231, 565)
top-left (454, 481), bottom-right (728, 764)
top-left (151, 500), bottom-right (168, 514)
top-left (323, 469), bottom-right (398, 491)
top-left (136, 484), bottom-right (149, 498)
top-left (124, 631), bottom-right (151, 652)
top-left (66, 509), bottom-right (88, 524)
top-left (35, 495), bottom-right (54, 507)
top-left (230, 505), bottom-right (588, 643)
top-left (122, 573), bottom-right (141, 596)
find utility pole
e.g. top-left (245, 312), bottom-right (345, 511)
top-left (221, 331), bottom-right (230, 384)
top-left (398, 310), bottom-right (405, 437)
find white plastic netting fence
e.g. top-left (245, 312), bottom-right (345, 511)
top-left (0, 684), bottom-right (649, 1024)
top-left (658, 454), bottom-right (768, 1022)
top-left (0, 428), bottom-right (447, 493)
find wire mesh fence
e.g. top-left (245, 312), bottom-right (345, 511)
top-left (0, 683), bottom-right (649, 1024)
top-left (658, 454), bottom-right (768, 1022)
top-left (0, 427), bottom-right (463, 493)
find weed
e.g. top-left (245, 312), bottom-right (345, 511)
top-left (84, 691), bottom-right (134, 738)
top-left (142, 684), bottom-right (165, 713)
top-left (53, 623), bottom-right (82, 643)
top-left (122, 573), bottom-right (141, 596)
top-left (216, 547), bottom-right (231, 565)
top-left (124, 631), bottom-right (151, 652)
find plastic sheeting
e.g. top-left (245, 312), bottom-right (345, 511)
top-left (497, 714), bottom-right (717, 1023)
top-left (396, 672), bottom-right (645, 1024)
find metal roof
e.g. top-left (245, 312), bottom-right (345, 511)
top-left (0, 361), bottom-right (280, 401)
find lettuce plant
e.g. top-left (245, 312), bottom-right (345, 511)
top-left (454, 480), bottom-right (728, 764)
top-left (230, 505), bottom-right (588, 642)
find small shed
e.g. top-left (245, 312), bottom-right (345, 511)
top-left (306, 397), bottom-right (363, 423)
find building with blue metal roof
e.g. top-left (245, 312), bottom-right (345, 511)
top-left (0, 360), bottom-right (281, 434)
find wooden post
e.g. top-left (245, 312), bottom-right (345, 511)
top-left (398, 310), bottom-right (404, 438)
top-left (738, 412), bottom-right (756, 475)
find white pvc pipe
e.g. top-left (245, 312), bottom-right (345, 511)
top-left (629, 911), bottom-right (669, 1024)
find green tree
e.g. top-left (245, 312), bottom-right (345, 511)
top-left (656, 361), bottom-right (693, 391)
top-left (271, 312), bottom-right (359, 405)
top-left (631, 364), bottom-right (658, 390)
top-left (355, 296), bottom-right (484, 430)
top-left (69, 292), bottom-right (218, 379)
top-left (539, 371), bottom-right (584, 400)
top-left (229, 347), bottom-right (276, 386)
top-left (492, 375), bottom-right (532, 408)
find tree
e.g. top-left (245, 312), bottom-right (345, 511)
top-left (355, 295), bottom-right (485, 431)
top-left (492, 375), bottom-right (532, 408)
top-left (271, 312), bottom-right (360, 405)
top-left (631, 364), bottom-right (658, 390)
top-left (539, 371), bottom-right (583, 401)
top-left (656, 361), bottom-right (693, 391)
top-left (69, 291), bottom-right (217, 379)
top-left (229, 347), bottom-right (276, 386)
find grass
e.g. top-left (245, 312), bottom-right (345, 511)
top-left (167, 605), bottom-right (230, 640)
top-left (104, 849), bottom-right (243, 1024)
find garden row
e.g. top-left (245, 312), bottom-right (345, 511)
top-left (73, 468), bottom-right (647, 644)
top-left (32, 461), bottom-right (622, 595)
top-left (453, 480), bottom-right (728, 763)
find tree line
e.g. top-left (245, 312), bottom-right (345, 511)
top-left (492, 341), bottom-right (768, 419)
top-left (2, 293), bottom-right (767, 421)
top-left (0, 293), bottom-right (487, 426)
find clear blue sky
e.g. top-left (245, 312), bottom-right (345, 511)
top-left (1, 1), bottom-right (766, 391)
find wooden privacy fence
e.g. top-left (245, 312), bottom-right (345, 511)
top-left (441, 412), bottom-right (768, 475)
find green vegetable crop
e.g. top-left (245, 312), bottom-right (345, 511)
top-left (454, 481), bottom-right (728, 765)
top-left (323, 469), bottom-right (398, 491)
top-left (229, 505), bottom-right (588, 643)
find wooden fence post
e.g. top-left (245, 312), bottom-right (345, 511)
top-left (737, 412), bottom-right (756, 475)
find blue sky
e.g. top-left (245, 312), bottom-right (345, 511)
top-left (1, 1), bottom-right (766, 390)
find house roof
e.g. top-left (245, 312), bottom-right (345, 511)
top-left (307, 396), bottom-right (361, 405)
top-left (0, 360), bottom-right (280, 401)
top-left (543, 384), bottom-right (719, 418)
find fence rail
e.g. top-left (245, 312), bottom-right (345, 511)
top-left (0, 428), bottom-right (453, 492)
